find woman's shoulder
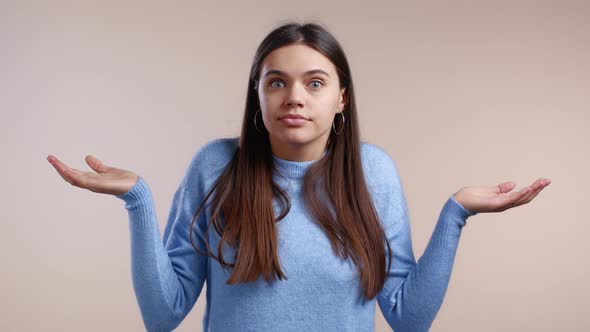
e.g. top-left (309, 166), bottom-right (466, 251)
top-left (360, 141), bottom-right (398, 171)
top-left (187, 136), bottom-right (239, 176)
top-left (359, 141), bottom-right (402, 189)
top-left (194, 136), bottom-right (239, 157)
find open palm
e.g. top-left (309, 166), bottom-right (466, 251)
top-left (453, 178), bottom-right (551, 214)
top-left (47, 155), bottom-right (138, 196)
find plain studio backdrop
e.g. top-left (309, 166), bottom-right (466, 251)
top-left (2, 1), bottom-right (588, 331)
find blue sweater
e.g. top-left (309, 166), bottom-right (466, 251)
top-left (116, 137), bottom-right (476, 332)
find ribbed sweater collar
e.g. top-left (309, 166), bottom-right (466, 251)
top-left (271, 149), bottom-right (328, 179)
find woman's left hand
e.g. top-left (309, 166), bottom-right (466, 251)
top-left (453, 178), bottom-right (551, 214)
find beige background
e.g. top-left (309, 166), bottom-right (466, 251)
top-left (2, 0), bottom-right (588, 331)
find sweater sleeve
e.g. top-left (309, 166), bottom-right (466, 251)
top-left (116, 151), bottom-right (212, 332)
top-left (372, 152), bottom-right (477, 332)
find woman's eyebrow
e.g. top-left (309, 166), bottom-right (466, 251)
top-left (262, 69), bottom-right (330, 78)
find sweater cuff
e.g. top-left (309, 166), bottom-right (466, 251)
top-left (449, 194), bottom-right (477, 218)
top-left (115, 176), bottom-right (153, 210)
top-left (428, 195), bottom-right (475, 253)
top-left (442, 194), bottom-right (478, 229)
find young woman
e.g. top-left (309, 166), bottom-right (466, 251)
top-left (47, 22), bottom-right (551, 332)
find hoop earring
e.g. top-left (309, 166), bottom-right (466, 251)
top-left (254, 109), bottom-right (265, 134)
top-left (332, 112), bottom-right (345, 135)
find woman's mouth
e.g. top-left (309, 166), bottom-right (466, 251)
top-left (279, 114), bottom-right (309, 127)
top-left (280, 117), bottom-right (308, 126)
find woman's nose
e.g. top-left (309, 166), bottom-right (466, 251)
top-left (284, 82), bottom-right (305, 108)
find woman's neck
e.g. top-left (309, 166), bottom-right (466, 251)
top-left (269, 134), bottom-right (329, 162)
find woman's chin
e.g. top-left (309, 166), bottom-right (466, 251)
top-left (278, 132), bottom-right (315, 145)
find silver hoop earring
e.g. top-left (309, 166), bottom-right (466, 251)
top-left (332, 112), bottom-right (345, 135)
top-left (254, 109), bottom-right (265, 134)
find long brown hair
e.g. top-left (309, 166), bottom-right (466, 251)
top-left (189, 22), bottom-right (392, 300)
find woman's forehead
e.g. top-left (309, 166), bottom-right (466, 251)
top-left (261, 44), bottom-right (336, 78)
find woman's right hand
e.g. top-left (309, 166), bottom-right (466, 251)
top-left (47, 154), bottom-right (139, 196)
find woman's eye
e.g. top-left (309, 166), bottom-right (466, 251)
top-left (268, 79), bottom-right (323, 89)
top-left (309, 80), bottom-right (323, 88)
top-left (269, 80), bottom-right (284, 88)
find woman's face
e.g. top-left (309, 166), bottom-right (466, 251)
top-left (257, 43), bottom-right (346, 160)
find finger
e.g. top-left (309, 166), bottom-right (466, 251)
top-left (48, 156), bottom-right (74, 182)
top-left (530, 178), bottom-right (551, 190)
top-left (511, 187), bottom-right (538, 207)
top-left (85, 155), bottom-right (111, 174)
top-left (512, 180), bottom-right (550, 206)
top-left (537, 178), bottom-right (551, 187)
top-left (48, 156), bottom-right (87, 185)
top-left (515, 187), bottom-right (543, 206)
top-left (517, 179), bottom-right (548, 198)
top-left (497, 181), bottom-right (516, 194)
top-left (503, 186), bottom-right (532, 209)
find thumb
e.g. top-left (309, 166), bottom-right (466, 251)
top-left (497, 181), bottom-right (516, 194)
top-left (85, 155), bottom-right (111, 174)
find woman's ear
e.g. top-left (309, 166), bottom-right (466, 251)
top-left (338, 88), bottom-right (347, 112)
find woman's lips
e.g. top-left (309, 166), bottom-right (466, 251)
top-left (280, 117), bottom-right (308, 126)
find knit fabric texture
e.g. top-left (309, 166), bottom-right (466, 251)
top-left (116, 137), bottom-right (476, 332)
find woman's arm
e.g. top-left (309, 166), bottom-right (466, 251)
top-left (117, 152), bottom-right (212, 332)
top-left (47, 152), bottom-right (207, 331)
top-left (371, 147), bottom-right (550, 332)
top-left (375, 189), bottom-right (473, 332)
top-left (359, 144), bottom-right (469, 331)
